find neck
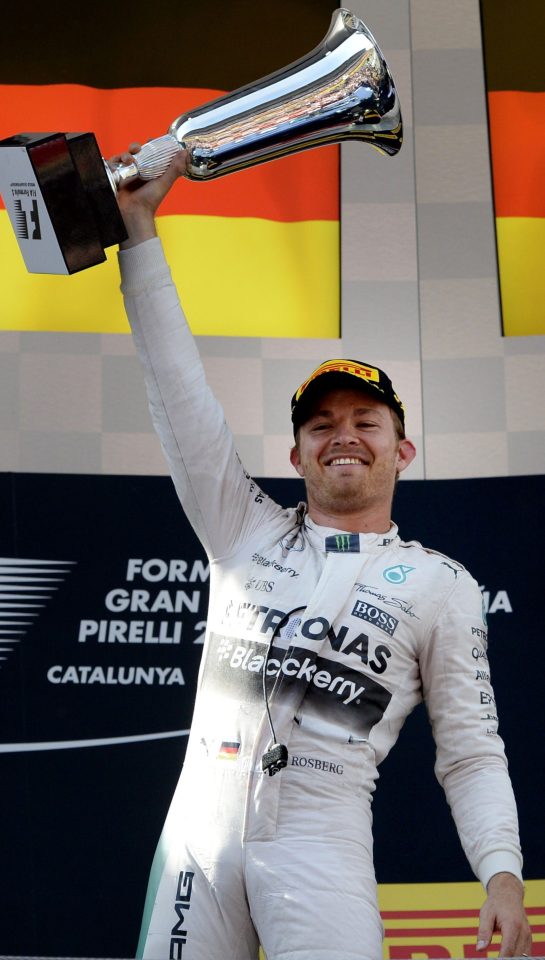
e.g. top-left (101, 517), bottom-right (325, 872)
top-left (306, 503), bottom-right (393, 534)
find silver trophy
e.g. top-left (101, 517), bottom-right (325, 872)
top-left (0, 8), bottom-right (402, 274)
top-left (109, 8), bottom-right (402, 188)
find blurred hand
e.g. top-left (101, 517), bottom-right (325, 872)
top-left (108, 144), bottom-right (189, 248)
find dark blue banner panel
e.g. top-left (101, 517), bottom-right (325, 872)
top-left (0, 473), bottom-right (542, 957)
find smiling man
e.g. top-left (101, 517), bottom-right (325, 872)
top-left (113, 150), bottom-right (531, 960)
top-left (289, 362), bottom-right (415, 532)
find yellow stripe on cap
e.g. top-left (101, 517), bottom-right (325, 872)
top-left (295, 360), bottom-right (381, 402)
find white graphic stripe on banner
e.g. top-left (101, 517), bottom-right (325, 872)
top-left (0, 729), bottom-right (190, 752)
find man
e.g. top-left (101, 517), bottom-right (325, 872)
top-left (114, 148), bottom-right (531, 960)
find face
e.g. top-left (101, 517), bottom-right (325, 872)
top-left (290, 387), bottom-right (416, 525)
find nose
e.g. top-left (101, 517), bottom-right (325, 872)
top-left (331, 421), bottom-right (359, 445)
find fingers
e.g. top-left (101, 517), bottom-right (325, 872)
top-left (113, 144), bottom-right (189, 247)
top-left (477, 896), bottom-right (533, 958)
top-left (498, 930), bottom-right (532, 957)
top-left (478, 924), bottom-right (528, 957)
top-left (162, 149), bottom-right (190, 182)
top-left (476, 902), bottom-right (494, 952)
top-left (106, 143), bottom-right (142, 171)
top-left (499, 917), bottom-right (532, 958)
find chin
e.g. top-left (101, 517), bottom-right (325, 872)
top-left (325, 492), bottom-right (367, 514)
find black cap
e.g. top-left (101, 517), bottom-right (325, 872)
top-left (291, 358), bottom-right (405, 434)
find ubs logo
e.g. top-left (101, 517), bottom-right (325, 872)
top-left (244, 577), bottom-right (274, 593)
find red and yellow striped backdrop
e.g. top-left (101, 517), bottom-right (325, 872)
top-left (0, 84), bottom-right (339, 338)
top-left (481, 0), bottom-right (545, 336)
top-left (0, 2), bottom-right (340, 338)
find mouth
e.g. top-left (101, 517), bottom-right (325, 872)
top-left (327, 457), bottom-right (368, 466)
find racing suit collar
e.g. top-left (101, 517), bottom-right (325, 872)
top-left (302, 513), bottom-right (399, 554)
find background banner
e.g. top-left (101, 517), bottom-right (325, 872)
top-left (0, 472), bottom-right (543, 957)
top-left (480, 0), bottom-right (545, 336)
top-left (0, 0), bottom-right (339, 338)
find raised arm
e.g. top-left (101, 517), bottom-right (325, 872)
top-left (112, 147), bottom-right (284, 560)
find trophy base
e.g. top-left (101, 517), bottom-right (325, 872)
top-left (0, 132), bottom-right (127, 274)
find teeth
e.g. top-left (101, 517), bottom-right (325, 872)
top-left (330, 457), bottom-right (363, 465)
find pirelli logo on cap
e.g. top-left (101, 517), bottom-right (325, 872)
top-left (291, 357), bottom-right (405, 433)
top-left (295, 360), bottom-right (380, 402)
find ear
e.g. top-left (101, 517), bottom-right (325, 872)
top-left (396, 438), bottom-right (417, 475)
top-left (290, 444), bottom-right (305, 478)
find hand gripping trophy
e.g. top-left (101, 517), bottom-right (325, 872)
top-left (0, 8), bottom-right (402, 275)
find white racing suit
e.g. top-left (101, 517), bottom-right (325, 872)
top-left (120, 239), bottom-right (523, 960)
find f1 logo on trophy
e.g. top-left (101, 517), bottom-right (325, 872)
top-left (0, 8), bottom-right (402, 276)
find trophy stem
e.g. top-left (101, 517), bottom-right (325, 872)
top-left (109, 135), bottom-right (182, 189)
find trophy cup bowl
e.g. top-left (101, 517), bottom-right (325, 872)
top-left (109, 7), bottom-right (402, 188)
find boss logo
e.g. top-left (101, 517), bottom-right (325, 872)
top-left (351, 600), bottom-right (398, 637)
